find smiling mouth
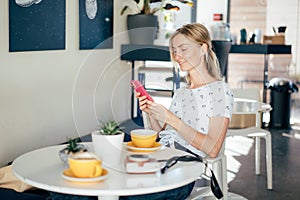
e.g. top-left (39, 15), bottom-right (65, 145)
top-left (177, 60), bottom-right (185, 65)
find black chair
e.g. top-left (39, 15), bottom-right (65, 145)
top-left (211, 40), bottom-right (232, 82)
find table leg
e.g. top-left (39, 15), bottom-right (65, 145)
top-left (263, 54), bottom-right (269, 103)
top-left (98, 195), bottom-right (119, 200)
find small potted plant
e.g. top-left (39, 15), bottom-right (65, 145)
top-left (121, 0), bottom-right (194, 15)
top-left (59, 138), bottom-right (87, 166)
top-left (121, 0), bottom-right (194, 45)
top-left (98, 121), bottom-right (123, 135)
top-left (91, 121), bottom-right (125, 166)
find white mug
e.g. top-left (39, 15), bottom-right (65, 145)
top-left (254, 29), bottom-right (262, 43)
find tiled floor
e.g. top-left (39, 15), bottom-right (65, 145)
top-left (225, 126), bottom-right (300, 200)
top-left (223, 98), bottom-right (300, 200)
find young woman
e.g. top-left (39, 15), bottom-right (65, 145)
top-left (138, 23), bottom-right (233, 159)
top-left (127, 23), bottom-right (234, 199)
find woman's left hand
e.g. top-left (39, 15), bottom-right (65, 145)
top-left (147, 101), bottom-right (169, 123)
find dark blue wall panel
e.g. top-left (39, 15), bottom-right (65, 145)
top-left (79, 0), bottom-right (113, 49)
top-left (9, 0), bottom-right (66, 52)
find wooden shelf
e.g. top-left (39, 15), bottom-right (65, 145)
top-left (121, 44), bottom-right (170, 61)
top-left (230, 44), bottom-right (291, 54)
top-left (121, 44), bottom-right (292, 61)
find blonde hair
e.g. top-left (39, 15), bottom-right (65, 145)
top-left (169, 23), bottom-right (222, 82)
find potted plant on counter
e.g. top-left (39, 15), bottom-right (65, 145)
top-left (121, 0), bottom-right (194, 45)
top-left (91, 121), bottom-right (125, 167)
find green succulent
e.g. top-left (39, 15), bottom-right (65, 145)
top-left (121, 0), bottom-right (194, 15)
top-left (100, 121), bottom-right (123, 135)
top-left (65, 138), bottom-right (86, 153)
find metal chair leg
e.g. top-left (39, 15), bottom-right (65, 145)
top-left (265, 133), bottom-right (273, 190)
top-left (255, 136), bottom-right (261, 175)
top-left (221, 156), bottom-right (228, 200)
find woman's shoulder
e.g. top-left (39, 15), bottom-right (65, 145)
top-left (208, 81), bottom-right (231, 90)
top-left (209, 80), bottom-right (229, 87)
top-left (175, 81), bottom-right (231, 93)
top-left (208, 81), bottom-right (233, 99)
top-left (174, 85), bottom-right (189, 93)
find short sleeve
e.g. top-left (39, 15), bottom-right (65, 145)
top-left (211, 82), bottom-right (234, 119)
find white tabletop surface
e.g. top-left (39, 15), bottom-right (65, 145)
top-left (12, 142), bottom-right (203, 198)
top-left (233, 98), bottom-right (272, 114)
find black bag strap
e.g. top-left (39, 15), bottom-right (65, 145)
top-left (186, 149), bottom-right (224, 199)
top-left (161, 151), bottom-right (223, 199)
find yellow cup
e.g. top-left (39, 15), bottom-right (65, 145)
top-left (68, 152), bottom-right (102, 178)
top-left (131, 129), bottom-right (157, 148)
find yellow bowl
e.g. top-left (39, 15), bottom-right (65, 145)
top-left (130, 129), bottom-right (157, 148)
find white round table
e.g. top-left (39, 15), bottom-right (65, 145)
top-left (12, 143), bottom-right (203, 199)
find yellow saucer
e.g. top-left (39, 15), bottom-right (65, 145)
top-left (62, 168), bottom-right (108, 182)
top-left (127, 142), bottom-right (162, 153)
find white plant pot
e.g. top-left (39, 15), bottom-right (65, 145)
top-left (91, 130), bottom-right (125, 168)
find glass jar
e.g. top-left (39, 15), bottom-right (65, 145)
top-left (210, 22), bottom-right (231, 41)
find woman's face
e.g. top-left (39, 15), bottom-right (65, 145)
top-left (171, 34), bottom-right (205, 72)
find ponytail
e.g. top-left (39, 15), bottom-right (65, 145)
top-left (206, 48), bottom-right (222, 81)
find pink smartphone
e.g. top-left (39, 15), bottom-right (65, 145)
top-left (130, 80), bottom-right (154, 102)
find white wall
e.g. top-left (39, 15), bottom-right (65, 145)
top-left (197, 0), bottom-right (228, 27)
top-left (0, 0), bottom-right (132, 167)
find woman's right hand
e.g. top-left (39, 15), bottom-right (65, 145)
top-left (136, 92), bottom-right (150, 113)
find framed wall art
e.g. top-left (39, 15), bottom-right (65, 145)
top-left (79, 0), bottom-right (113, 49)
top-left (9, 0), bottom-right (66, 52)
